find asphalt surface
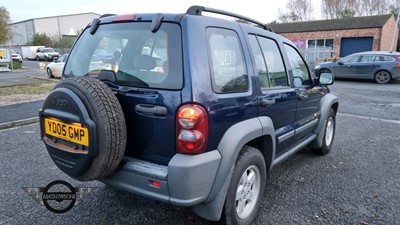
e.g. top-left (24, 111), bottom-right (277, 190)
top-left (0, 60), bottom-right (48, 86)
top-left (0, 100), bottom-right (44, 124)
top-left (0, 80), bottom-right (399, 224)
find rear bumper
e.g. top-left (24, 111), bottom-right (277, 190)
top-left (100, 150), bottom-right (221, 207)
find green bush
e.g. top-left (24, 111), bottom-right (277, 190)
top-left (10, 61), bottom-right (22, 70)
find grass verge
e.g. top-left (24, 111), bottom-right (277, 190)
top-left (0, 82), bottom-right (56, 96)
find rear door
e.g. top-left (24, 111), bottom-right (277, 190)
top-left (245, 31), bottom-right (298, 158)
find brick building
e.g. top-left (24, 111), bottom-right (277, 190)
top-left (270, 14), bottom-right (398, 63)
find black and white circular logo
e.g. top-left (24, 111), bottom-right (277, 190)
top-left (42, 180), bottom-right (76, 213)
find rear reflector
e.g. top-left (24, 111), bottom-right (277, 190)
top-left (151, 180), bottom-right (161, 188)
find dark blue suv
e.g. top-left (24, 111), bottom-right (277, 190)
top-left (39, 6), bottom-right (339, 224)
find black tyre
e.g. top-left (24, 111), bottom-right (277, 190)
top-left (374, 70), bottom-right (391, 84)
top-left (311, 108), bottom-right (336, 155)
top-left (223, 146), bottom-right (266, 225)
top-left (46, 68), bottom-right (54, 78)
top-left (39, 77), bottom-right (126, 181)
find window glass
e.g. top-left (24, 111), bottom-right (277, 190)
top-left (258, 37), bottom-right (288, 87)
top-left (316, 39), bottom-right (324, 47)
top-left (342, 55), bottom-right (359, 63)
top-left (248, 35), bottom-right (269, 88)
top-left (284, 44), bottom-right (311, 86)
top-left (376, 56), bottom-right (395, 62)
top-left (64, 22), bottom-right (183, 90)
top-left (325, 39), bottom-right (334, 48)
top-left (360, 55), bottom-right (374, 62)
top-left (207, 28), bottom-right (248, 93)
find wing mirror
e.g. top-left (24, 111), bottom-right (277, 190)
top-left (314, 70), bottom-right (334, 86)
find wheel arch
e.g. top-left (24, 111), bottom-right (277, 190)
top-left (309, 93), bottom-right (339, 149)
top-left (374, 69), bottom-right (392, 80)
top-left (193, 116), bottom-right (275, 221)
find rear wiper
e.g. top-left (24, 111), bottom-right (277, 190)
top-left (117, 70), bottom-right (149, 88)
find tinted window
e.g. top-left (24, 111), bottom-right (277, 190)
top-left (248, 35), bottom-right (268, 88)
top-left (360, 55), bottom-right (374, 62)
top-left (374, 55), bottom-right (395, 62)
top-left (207, 28), bottom-right (248, 93)
top-left (284, 44), bottom-right (311, 86)
top-left (342, 55), bottom-right (360, 63)
top-left (249, 35), bottom-right (289, 88)
top-left (64, 22), bottom-right (183, 90)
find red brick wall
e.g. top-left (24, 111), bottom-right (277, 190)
top-left (279, 28), bottom-right (382, 59)
top-left (381, 15), bottom-right (398, 51)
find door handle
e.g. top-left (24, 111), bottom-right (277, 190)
top-left (135, 104), bottom-right (168, 116)
top-left (298, 93), bottom-right (309, 100)
top-left (261, 98), bottom-right (275, 106)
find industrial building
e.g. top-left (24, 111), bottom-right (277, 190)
top-left (8, 12), bottom-right (100, 46)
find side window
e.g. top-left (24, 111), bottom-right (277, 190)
top-left (342, 55), bottom-right (360, 63)
top-left (258, 37), bottom-right (288, 87)
top-left (207, 28), bottom-right (248, 93)
top-left (248, 35), bottom-right (288, 88)
top-left (248, 35), bottom-right (268, 88)
top-left (284, 44), bottom-right (311, 87)
top-left (360, 55), bottom-right (374, 62)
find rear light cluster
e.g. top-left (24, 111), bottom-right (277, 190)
top-left (176, 104), bottom-right (208, 155)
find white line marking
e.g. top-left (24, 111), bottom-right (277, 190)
top-left (338, 113), bottom-right (400, 125)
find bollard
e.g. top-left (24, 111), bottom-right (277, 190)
top-left (39, 62), bottom-right (45, 70)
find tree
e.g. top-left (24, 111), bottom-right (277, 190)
top-left (54, 35), bottom-right (76, 48)
top-left (31, 33), bottom-right (53, 47)
top-left (321, 0), bottom-right (358, 19)
top-left (278, 0), bottom-right (313, 22)
top-left (358, 0), bottom-right (389, 16)
top-left (0, 6), bottom-right (10, 45)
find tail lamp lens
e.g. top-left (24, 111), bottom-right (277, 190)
top-left (176, 104), bottom-right (208, 154)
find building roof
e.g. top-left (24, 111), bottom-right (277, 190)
top-left (270, 14), bottom-right (393, 33)
top-left (9, 12), bottom-right (100, 25)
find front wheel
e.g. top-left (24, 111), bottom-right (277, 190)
top-left (374, 71), bottom-right (391, 84)
top-left (46, 68), bottom-right (54, 78)
top-left (223, 146), bottom-right (266, 225)
top-left (311, 108), bottom-right (336, 155)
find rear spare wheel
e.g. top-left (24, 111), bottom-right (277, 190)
top-left (39, 77), bottom-right (126, 181)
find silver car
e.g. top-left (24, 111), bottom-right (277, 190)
top-left (316, 51), bottom-right (400, 84)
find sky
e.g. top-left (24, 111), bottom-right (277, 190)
top-left (2, 0), bottom-right (321, 24)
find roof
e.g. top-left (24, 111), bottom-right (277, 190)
top-left (270, 14), bottom-right (393, 33)
top-left (9, 12), bottom-right (100, 25)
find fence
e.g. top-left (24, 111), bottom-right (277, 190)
top-left (299, 47), bottom-right (334, 69)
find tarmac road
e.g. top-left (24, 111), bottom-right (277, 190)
top-left (0, 80), bottom-right (399, 224)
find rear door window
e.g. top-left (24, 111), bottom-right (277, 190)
top-left (64, 22), bottom-right (183, 90)
top-left (248, 35), bottom-right (288, 88)
top-left (207, 28), bottom-right (248, 93)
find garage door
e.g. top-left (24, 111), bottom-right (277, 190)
top-left (340, 37), bottom-right (373, 57)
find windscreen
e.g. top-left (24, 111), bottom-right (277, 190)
top-left (64, 22), bottom-right (183, 90)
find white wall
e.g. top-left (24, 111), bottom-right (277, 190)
top-left (8, 13), bottom-right (99, 46)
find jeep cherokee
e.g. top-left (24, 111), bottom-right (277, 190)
top-left (39, 6), bottom-right (338, 225)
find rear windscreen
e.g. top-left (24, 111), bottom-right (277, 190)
top-left (64, 22), bottom-right (183, 90)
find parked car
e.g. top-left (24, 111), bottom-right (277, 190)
top-left (94, 48), bottom-right (113, 63)
top-left (11, 53), bottom-right (22, 62)
top-left (39, 6), bottom-right (338, 224)
top-left (46, 54), bottom-right (68, 78)
top-left (316, 51), bottom-right (400, 84)
top-left (36, 47), bottom-right (60, 61)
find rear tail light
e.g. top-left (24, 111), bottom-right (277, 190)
top-left (396, 63), bottom-right (400, 68)
top-left (176, 104), bottom-right (208, 155)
